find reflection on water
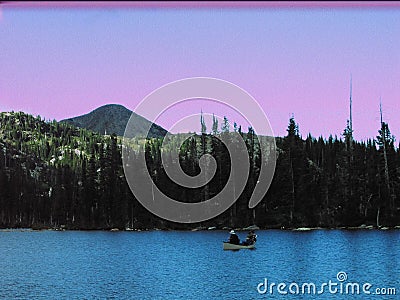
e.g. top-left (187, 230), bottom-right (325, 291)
top-left (0, 230), bottom-right (399, 299)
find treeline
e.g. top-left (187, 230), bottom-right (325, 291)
top-left (0, 112), bottom-right (133, 229)
top-left (0, 111), bottom-right (399, 229)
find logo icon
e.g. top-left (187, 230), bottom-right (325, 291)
top-left (122, 77), bottom-right (276, 223)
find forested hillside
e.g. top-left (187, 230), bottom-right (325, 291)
top-left (0, 111), bottom-right (399, 229)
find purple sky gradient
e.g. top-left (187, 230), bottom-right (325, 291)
top-left (1, 4), bottom-right (399, 141)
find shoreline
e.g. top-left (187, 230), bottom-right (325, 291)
top-left (1, 225), bottom-right (399, 232)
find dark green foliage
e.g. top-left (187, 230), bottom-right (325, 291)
top-left (0, 112), bottom-right (399, 229)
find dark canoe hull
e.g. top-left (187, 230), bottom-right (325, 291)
top-left (223, 242), bottom-right (256, 250)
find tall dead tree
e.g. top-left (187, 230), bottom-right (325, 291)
top-left (349, 75), bottom-right (354, 155)
top-left (379, 100), bottom-right (393, 216)
top-left (344, 76), bottom-right (354, 201)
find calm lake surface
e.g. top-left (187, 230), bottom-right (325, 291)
top-left (0, 230), bottom-right (399, 299)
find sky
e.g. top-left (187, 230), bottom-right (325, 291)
top-left (1, 2), bottom-right (399, 141)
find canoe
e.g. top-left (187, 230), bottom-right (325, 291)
top-left (223, 242), bottom-right (256, 250)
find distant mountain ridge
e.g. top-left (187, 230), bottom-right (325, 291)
top-left (61, 104), bottom-right (167, 138)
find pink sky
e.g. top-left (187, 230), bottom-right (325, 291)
top-left (0, 2), bottom-right (399, 141)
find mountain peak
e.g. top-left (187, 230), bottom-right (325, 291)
top-left (61, 104), bottom-right (167, 138)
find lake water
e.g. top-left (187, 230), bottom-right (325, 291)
top-left (0, 230), bottom-right (399, 299)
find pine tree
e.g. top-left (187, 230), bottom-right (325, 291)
top-left (212, 114), bottom-right (219, 135)
top-left (221, 116), bottom-right (230, 133)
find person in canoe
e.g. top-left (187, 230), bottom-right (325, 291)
top-left (228, 230), bottom-right (240, 245)
top-left (243, 230), bottom-right (257, 245)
